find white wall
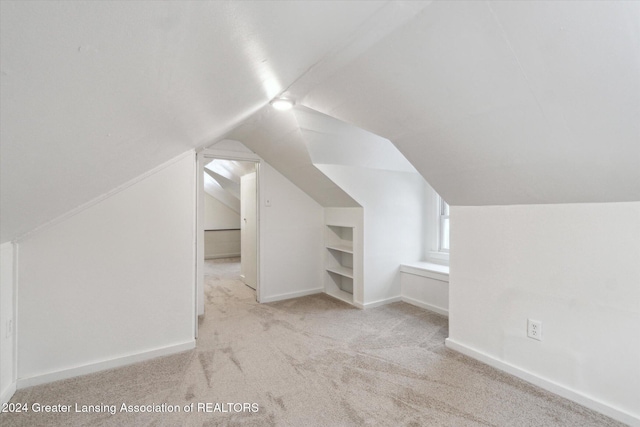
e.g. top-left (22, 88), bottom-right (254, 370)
top-left (204, 192), bottom-right (240, 230)
top-left (317, 165), bottom-right (426, 306)
top-left (204, 193), bottom-right (241, 259)
top-left (448, 202), bottom-right (640, 424)
top-left (0, 242), bottom-right (16, 404)
top-left (17, 152), bottom-right (196, 385)
top-left (401, 270), bottom-right (449, 317)
top-left (424, 182), bottom-right (449, 264)
top-left (259, 162), bottom-right (324, 302)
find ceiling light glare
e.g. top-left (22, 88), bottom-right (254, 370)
top-left (271, 98), bottom-right (294, 111)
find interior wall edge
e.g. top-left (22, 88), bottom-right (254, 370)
top-left (260, 287), bottom-right (324, 304)
top-left (361, 295), bottom-right (402, 309)
top-left (17, 153), bottom-right (196, 381)
top-left (449, 201), bottom-right (640, 421)
top-left (14, 149), bottom-right (196, 244)
top-left (401, 296), bottom-right (449, 318)
top-left (0, 383), bottom-right (16, 406)
top-left (0, 241), bottom-right (17, 405)
top-left (16, 340), bottom-right (195, 390)
top-left (445, 338), bottom-right (639, 426)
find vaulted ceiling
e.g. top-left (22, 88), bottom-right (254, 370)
top-left (1, 1), bottom-right (638, 243)
top-left (0, 0), bottom-right (390, 242)
top-left (297, 1), bottom-right (640, 206)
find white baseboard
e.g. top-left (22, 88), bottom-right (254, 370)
top-left (1, 382), bottom-right (17, 405)
top-left (17, 340), bottom-right (195, 389)
top-left (260, 288), bottom-right (324, 303)
top-left (402, 296), bottom-right (449, 317)
top-left (445, 338), bottom-right (639, 427)
top-left (362, 296), bottom-right (402, 309)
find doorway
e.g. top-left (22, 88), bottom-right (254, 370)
top-left (196, 149), bottom-right (261, 337)
top-left (240, 170), bottom-right (257, 289)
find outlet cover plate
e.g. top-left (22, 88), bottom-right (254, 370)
top-left (527, 319), bottom-right (542, 341)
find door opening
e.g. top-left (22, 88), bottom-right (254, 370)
top-left (195, 149), bottom-right (261, 338)
top-left (240, 170), bottom-right (257, 289)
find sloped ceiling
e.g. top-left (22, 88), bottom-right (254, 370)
top-left (203, 172), bottom-right (240, 214)
top-left (226, 106), bottom-right (359, 208)
top-left (225, 106), bottom-right (419, 208)
top-left (295, 107), bottom-right (417, 174)
top-left (296, 1), bottom-right (640, 205)
top-left (0, 0), bottom-right (387, 243)
top-left (2, 1), bottom-right (638, 243)
top-left (202, 159), bottom-right (256, 213)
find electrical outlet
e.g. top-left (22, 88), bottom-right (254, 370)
top-left (527, 319), bottom-right (542, 341)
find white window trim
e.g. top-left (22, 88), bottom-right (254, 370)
top-left (438, 196), bottom-right (450, 254)
top-left (425, 186), bottom-right (449, 266)
top-left (427, 250), bottom-right (449, 264)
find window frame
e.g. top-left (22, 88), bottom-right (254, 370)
top-left (425, 187), bottom-right (450, 265)
top-left (438, 197), bottom-right (450, 253)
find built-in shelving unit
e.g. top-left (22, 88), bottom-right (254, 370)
top-left (325, 243), bottom-right (354, 254)
top-left (325, 225), bottom-right (354, 303)
top-left (326, 264), bottom-right (354, 279)
top-left (324, 208), bottom-right (363, 307)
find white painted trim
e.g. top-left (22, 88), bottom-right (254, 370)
top-left (200, 148), bottom-right (261, 162)
top-left (445, 338), bottom-right (639, 426)
top-left (261, 288), bottom-right (324, 303)
top-left (197, 149), bottom-right (262, 308)
top-left (15, 150), bottom-right (195, 243)
top-left (13, 242), bottom-right (19, 391)
top-left (255, 162), bottom-right (263, 305)
top-left (402, 296), bottom-right (449, 317)
top-left (426, 251), bottom-right (450, 265)
top-left (16, 340), bottom-right (195, 389)
top-left (1, 244), bottom-right (16, 406)
top-left (362, 296), bottom-right (402, 309)
top-left (196, 153), bottom-right (204, 321)
top-left (424, 186), bottom-right (450, 266)
top-left (400, 262), bottom-right (450, 282)
top-left (0, 382), bottom-right (16, 405)
top-left (192, 150), bottom-right (198, 339)
top-left (325, 289), bottom-right (360, 308)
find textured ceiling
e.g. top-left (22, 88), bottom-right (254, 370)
top-left (226, 106), bottom-right (419, 209)
top-left (226, 106), bottom-right (359, 208)
top-left (2, 1), bottom-right (638, 243)
top-left (297, 1), bottom-right (640, 205)
top-left (0, 0), bottom-right (386, 242)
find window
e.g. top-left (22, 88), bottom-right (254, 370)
top-left (438, 197), bottom-right (450, 253)
top-left (425, 188), bottom-right (450, 265)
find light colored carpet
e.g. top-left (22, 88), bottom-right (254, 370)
top-left (1, 258), bottom-right (624, 426)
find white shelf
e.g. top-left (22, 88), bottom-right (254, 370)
top-left (324, 216), bottom-right (360, 306)
top-left (325, 288), bottom-right (356, 306)
top-left (326, 265), bottom-right (354, 279)
top-left (326, 244), bottom-right (353, 254)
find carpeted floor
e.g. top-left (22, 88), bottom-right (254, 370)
top-left (1, 258), bottom-right (624, 426)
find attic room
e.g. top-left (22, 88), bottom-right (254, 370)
top-left (1, 1), bottom-right (638, 426)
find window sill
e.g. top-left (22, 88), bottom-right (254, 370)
top-left (400, 261), bottom-right (449, 283)
top-left (426, 250), bottom-right (449, 264)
